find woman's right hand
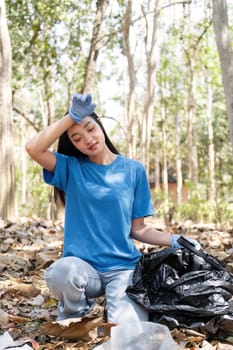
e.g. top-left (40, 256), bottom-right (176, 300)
top-left (68, 93), bottom-right (96, 124)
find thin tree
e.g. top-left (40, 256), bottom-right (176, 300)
top-left (82, 0), bottom-right (109, 94)
top-left (181, 8), bottom-right (211, 188)
top-left (0, 0), bottom-right (16, 219)
top-left (176, 115), bottom-right (183, 205)
top-left (122, 0), bottom-right (138, 159)
top-left (141, 0), bottom-right (162, 174)
top-left (212, 0), bottom-right (233, 152)
top-left (206, 69), bottom-right (216, 207)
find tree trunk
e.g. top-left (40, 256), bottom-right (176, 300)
top-left (186, 54), bottom-right (198, 185)
top-left (206, 70), bottom-right (216, 206)
top-left (82, 0), bottom-right (109, 94)
top-left (122, 0), bottom-right (137, 158)
top-left (212, 0), bottom-right (233, 152)
top-left (161, 105), bottom-right (168, 212)
top-left (176, 115), bottom-right (183, 205)
top-left (180, 2), bottom-right (210, 193)
top-left (0, 0), bottom-right (16, 219)
top-left (155, 150), bottom-right (160, 191)
top-left (20, 118), bottom-right (27, 206)
top-left (43, 70), bottom-right (55, 126)
top-left (141, 0), bottom-right (161, 174)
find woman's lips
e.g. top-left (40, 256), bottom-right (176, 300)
top-left (88, 142), bottom-right (98, 151)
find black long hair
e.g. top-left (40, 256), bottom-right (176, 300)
top-left (54, 112), bottom-right (119, 206)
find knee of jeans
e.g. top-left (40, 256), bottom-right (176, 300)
top-left (45, 257), bottom-right (87, 291)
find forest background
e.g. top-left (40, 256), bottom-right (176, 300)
top-left (1, 0), bottom-right (233, 226)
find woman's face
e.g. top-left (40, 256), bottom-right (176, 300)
top-left (67, 116), bottom-right (106, 157)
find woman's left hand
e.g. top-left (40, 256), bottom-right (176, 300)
top-left (170, 234), bottom-right (201, 250)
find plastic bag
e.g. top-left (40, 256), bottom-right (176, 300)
top-left (94, 322), bottom-right (178, 350)
top-left (126, 248), bottom-right (233, 339)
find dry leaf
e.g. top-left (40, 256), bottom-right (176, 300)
top-left (9, 314), bottom-right (31, 323)
top-left (6, 281), bottom-right (41, 297)
top-left (40, 316), bottom-right (103, 340)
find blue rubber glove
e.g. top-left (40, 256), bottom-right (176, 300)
top-left (69, 93), bottom-right (96, 124)
top-left (170, 234), bottom-right (201, 250)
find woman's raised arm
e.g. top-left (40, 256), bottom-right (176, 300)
top-left (25, 115), bottom-right (74, 172)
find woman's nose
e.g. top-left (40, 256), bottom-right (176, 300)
top-left (84, 135), bottom-right (93, 145)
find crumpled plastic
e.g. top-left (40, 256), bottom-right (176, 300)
top-left (126, 247), bottom-right (233, 340)
top-left (0, 332), bottom-right (33, 350)
top-left (94, 322), bottom-right (179, 350)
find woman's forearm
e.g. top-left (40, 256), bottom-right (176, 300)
top-left (25, 115), bottom-right (74, 157)
top-left (131, 223), bottom-right (171, 246)
top-left (25, 115), bottom-right (75, 171)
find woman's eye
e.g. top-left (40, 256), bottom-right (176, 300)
top-left (88, 127), bottom-right (94, 132)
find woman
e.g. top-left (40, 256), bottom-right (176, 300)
top-left (25, 93), bottom-right (200, 324)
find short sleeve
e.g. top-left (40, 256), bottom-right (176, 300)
top-left (132, 163), bottom-right (155, 218)
top-left (43, 152), bottom-right (69, 191)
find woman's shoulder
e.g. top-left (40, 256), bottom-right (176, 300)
top-left (118, 154), bottom-right (145, 170)
top-left (54, 151), bottom-right (84, 162)
top-left (54, 152), bottom-right (87, 170)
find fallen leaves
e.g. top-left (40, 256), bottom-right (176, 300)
top-left (0, 217), bottom-right (233, 349)
top-left (40, 316), bottom-right (104, 340)
top-left (0, 217), bottom-right (107, 349)
top-left (3, 280), bottom-right (41, 298)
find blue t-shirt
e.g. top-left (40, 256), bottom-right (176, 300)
top-left (43, 153), bottom-right (155, 272)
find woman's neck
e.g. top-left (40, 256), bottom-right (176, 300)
top-left (88, 148), bottom-right (117, 165)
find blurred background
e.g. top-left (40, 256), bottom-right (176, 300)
top-left (1, 0), bottom-right (233, 226)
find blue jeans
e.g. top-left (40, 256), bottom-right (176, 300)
top-left (45, 256), bottom-right (148, 324)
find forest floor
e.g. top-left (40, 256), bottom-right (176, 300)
top-left (0, 216), bottom-right (233, 349)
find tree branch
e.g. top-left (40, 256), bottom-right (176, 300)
top-left (13, 107), bottom-right (40, 132)
top-left (100, 116), bottom-right (128, 137)
top-left (162, 0), bottom-right (192, 10)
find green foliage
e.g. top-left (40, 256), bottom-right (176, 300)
top-left (175, 196), bottom-right (215, 223)
top-left (215, 198), bottom-right (233, 225)
top-left (174, 196), bottom-right (233, 225)
top-left (153, 179), bottom-right (233, 225)
top-left (7, 0), bottom-right (93, 94)
top-left (21, 162), bottom-right (51, 217)
top-left (5, 0), bottom-right (233, 224)
top-left (153, 187), bottom-right (215, 224)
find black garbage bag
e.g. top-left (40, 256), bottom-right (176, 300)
top-left (126, 247), bottom-right (233, 339)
